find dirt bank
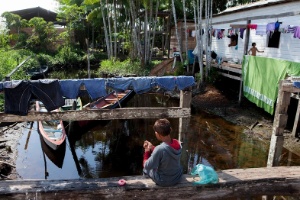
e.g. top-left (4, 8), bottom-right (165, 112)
top-left (0, 122), bottom-right (25, 180)
top-left (191, 83), bottom-right (300, 156)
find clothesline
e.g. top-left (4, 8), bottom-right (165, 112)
top-left (0, 76), bottom-right (195, 116)
top-left (190, 21), bottom-right (300, 39)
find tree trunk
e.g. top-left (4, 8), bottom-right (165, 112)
top-left (107, 0), bottom-right (113, 58)
top-left (183, 0), bottom-right (189, 72)
top-left (171, 0), bottom-right (183, 63)
top-left (129, 1), bottom-right (142, 62)
top-left (149, 1), bottom-right (160, 63)
top-left (100, 0), bottom-right (111, 58)
top-left (193, 0), bottom-right (204, 85)
top-left (113, 0), bottom-right (117, 57)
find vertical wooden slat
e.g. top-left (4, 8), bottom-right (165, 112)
top-left (178, 90), bottom-right (192, 175)
top-left (267, 80), bottom-right (291, 167)
top-left (292, 97), bottom-right (300, 137)
top-left (243, 20), bottom-right (251, 56)
top-left (178, 90), bottom-right (192, 142)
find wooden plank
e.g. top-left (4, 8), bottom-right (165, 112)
top-left (218, 72), bottom-right (242, 81)
top-left (238, 80), bottom-right (243, 105)
top-left (0, 107), bottom-right (191, 122)
top-left (1, 167), bottom-right (300, 199)
top-left (268, 80), bottom-right (291, 167)
top-left (210, 63), bottom-right (242, 74)
top-left (243, 20), bottom-right (251, 55)
top-left (267, 135), bottom-right (284, 167)
top-left (282, 81), bottom-right (300, 93)
top-left (276, 114), bottom-right (289, 133)
top-left (179, 90), bottom-right (192, 141)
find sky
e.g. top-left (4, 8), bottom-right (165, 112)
top-left (0, 0), bottom-right (59, 15)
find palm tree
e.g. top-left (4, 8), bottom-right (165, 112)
top-left (149, 0), bottom-right (160, 63)
top-left (182, 0), bottom-right (189, 72)
top-left (100, 0), bottom-right (112, 58)
top-left (193, 0), bottom-right (204, 84)
top-left (113, 0), bottom-right (118, 57)
top-left (171, 0), bottom-right (183, 63)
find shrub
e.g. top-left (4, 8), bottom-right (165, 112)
top-left (98, 58), bottom-right (148, 76)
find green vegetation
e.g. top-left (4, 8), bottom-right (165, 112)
top-left (98, 58), bottom-right (152, 77)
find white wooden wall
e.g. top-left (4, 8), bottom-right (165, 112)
top-left (208, 1), bottom-right (300, 62)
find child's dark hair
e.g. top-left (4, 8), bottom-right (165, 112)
top-left (252, 42), bottom-right (256, 46)
top-left (153, 118), bottom-right (171, 136)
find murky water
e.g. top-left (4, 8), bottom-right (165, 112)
top-left (16, 93), bottom-right (300, 179)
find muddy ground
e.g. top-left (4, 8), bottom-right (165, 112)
top-left (0, 82), bottom-right (299, 179)
top-left (191, 82), bottom-right (300, 156)
top-left (0, 122), bottom-right (26, 180)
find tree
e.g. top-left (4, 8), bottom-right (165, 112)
top-left (27, 17), bottom-right (58, 52)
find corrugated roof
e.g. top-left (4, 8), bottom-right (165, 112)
top-left (217, 0), bottom-right (292, 15)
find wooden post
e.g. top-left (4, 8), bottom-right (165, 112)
top-left (178, 89), bottom-right (192, 175)
top-left (292, 96), bottom-right (300, 137)
top-left (238, 79), bottom-right (243, 105)
top-left (178, 90), bottom-right (192, 142)
top-left (243, 20), bottom-right (251, 56)
top-left (267, 80), bottom-right (291, 167)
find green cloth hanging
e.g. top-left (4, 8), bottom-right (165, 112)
top-left (242, 56), bottom-right (300, 115)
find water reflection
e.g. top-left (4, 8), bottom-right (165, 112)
top-left (16, 93), bottom-right (300, 179)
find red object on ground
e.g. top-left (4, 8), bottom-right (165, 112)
top-left (118, 179), bottom-right (126, 186)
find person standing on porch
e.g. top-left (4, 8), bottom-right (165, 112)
top-left (248, 42), bottom-right (264, 56)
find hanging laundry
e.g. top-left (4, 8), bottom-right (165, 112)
top-left (212, 29), bottom-right (216, 37)
top-left (240, 28), bottom-right (246, 39)
top-left (217, 29), bottom-right (224, 39)
top-left (266, 22), bottom-right (275, 34)
top-left (191, 30), bottom-right (196, 37)
top-left (4, 80), bottom-right (64, 116)
top-left (275, 21), bottom-right (280, 31)
top-left (294, 26), bottom-right (300, 39)
top-left (228, 33), bottom-right (238, 47)
top-left (286, 25), bottom-right (296, 33)
top-left (256, 25), bottom-right (267, 36)
top-left (248, 24), bottom-right (257, 29)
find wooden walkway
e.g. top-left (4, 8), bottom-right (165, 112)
top-left (210, 61), bottom-right (242, 81)
top-left (206, 61), bottom-right (243, 104)
top-left (0, 166), bottom-right (299, 199)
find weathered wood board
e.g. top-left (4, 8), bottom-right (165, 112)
top-left (0, 166), bottom-right (300, 199)
top-left (0, 107), bottom-right (191, 123)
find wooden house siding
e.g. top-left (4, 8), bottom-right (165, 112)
top-left (210, 1), bottom-right (300, 62)
top-left (170, 21), bottom-right (196, 56)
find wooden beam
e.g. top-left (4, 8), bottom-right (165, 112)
top-left (1, 167), bottom-right (300, 199)
top-left (179, 90), bottom-right (192, 141)
top-left (244, 20), bottom-right (251, 55)
top-left (268, 80), bottom-right (292, 167)
top-left (238, 80), bottom-right (243, 105)
top-left (0, 107), bottom-right (191, 122)
top-left (282, 81), bottom-right (300, 93)
top-left (218, 72), bottom-right (242, 81)
top-left (267, 135), bottom-right (284, 167)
